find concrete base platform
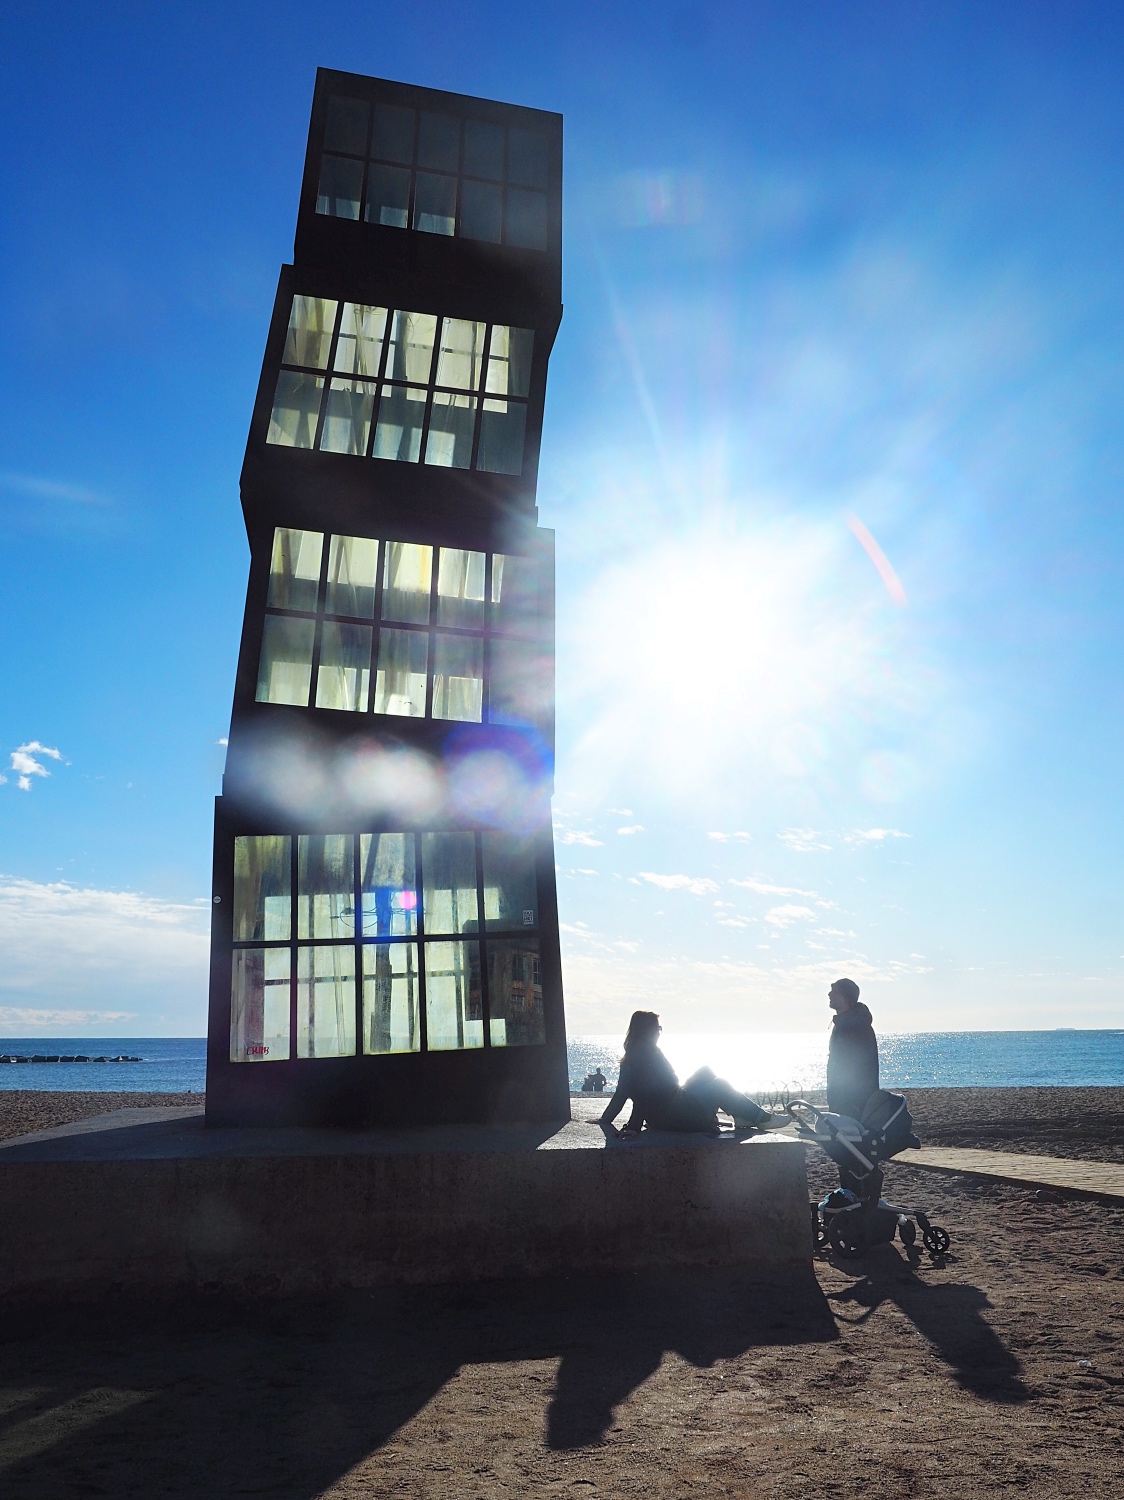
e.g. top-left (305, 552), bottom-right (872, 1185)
top-left (0, 1099), bottom-right (811, 1294)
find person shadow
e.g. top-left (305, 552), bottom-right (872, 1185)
top-left (543, 1263), bottom-right (837, 1448)
top-left (0, 1266), bottom-right (839, 1496)
top-left (825, 1243), bottom-right (1029, 1403)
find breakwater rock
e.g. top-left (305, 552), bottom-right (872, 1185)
top-left (0, 1054), bottom-right (142, 1064)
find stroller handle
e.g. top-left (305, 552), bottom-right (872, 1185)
top-left (785, 1099), bottom-right (827, 1132)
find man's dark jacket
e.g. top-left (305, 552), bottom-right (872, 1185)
top-left (826, 1002), bottom-right (879, 1120)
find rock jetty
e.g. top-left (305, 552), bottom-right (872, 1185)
top-left (0, 1054), bottom-right (142, 1064)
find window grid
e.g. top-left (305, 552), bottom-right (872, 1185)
top-left (267, 298), bottom-right (532, 476)
top-left (315, 96), bottom-right (550, 252)
top-left (231, 830), bottom-right (543, 1063)
top-left (256, 528), bottom-right (541, 728)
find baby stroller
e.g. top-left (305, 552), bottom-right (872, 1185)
top-left (786, 1091), bottom-right (951, 1259)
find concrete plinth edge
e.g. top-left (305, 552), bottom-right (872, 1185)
top-left (0, 1108), bottom-right (811, 1293)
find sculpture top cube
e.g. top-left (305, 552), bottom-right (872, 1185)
top-left (205, 70), bottom-right (569, 1129)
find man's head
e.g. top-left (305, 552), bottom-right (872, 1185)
top-left (828, 978), bottom-right (860, 1014)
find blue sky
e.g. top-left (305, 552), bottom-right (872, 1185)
top-left (2, 1), bottom-right (1124, 1035)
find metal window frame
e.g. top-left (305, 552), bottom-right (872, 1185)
top-left (229, 826), bottom-right (542, 1064)
top-left (316, 95), bottom-right (551, 254)
top-left (256, 527), bottom-right (542, 728)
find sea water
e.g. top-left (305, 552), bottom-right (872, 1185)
top-left (2, 1031), bottom-right (1124, 1094)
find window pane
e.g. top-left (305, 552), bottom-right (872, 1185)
top-left (508, 128), bottom-right (549, 189)
top-left (316, 156), bottom-right (363, 220)
top-left (334, 303), bottom-right (387, 377)
top-left (315, 621), bottom-right (372, 711)
top-left (413, 172), bottom-right (456, 235)
top-left (362, 942), bottom-right (421, 1053)
top-left (505, 187), bottom-right (548, 251)
top-left (424, 391), bottom-right (476, 469)
top-left (324, 95), bottom-right (369, 155)
top-left (463, 120), bottom-right (504, 181)
top-left (425, 940), bottom-right (483, 1050)
top-left (297, 945), bottom-right (357, 1058)
top-left (256, 614), bottom-right (315, 705)
top-left (490, 551), bottom-right (541, 634)
top-left (432, 634), bottom-right (483, 722)
top-left (319, 378), bottom-right (376, 455)
top-left (436, 548), bottom-right (485, 628)
top-left (267, 371), bottom-right (325, 449)
top-left (325, 533), bottom-right (379, 618)
top-left (381, 541), bottom-right (432, 622)
top-left (482, 833), bottom-right (538, 932)
top-left (485, 325), bottom-right (534, 397)
top-left (372, 102), bottom-right (415, 164)
top-left (282, 296), bottom-right (338, 369)
top-left (487, 939), bottom-right (545, 1047)
top-left (384, 310), bottom-right (437, 383)
top-left (297, 833), bottom-right (355, 940)
top-left (417, 111), bottom-right (460, 171)
top-left (233, 835), bottom-right (291, 942)
top-left (477, 398), bottom-right (527, 474)
top-left (372, 384), bottom-right (427, 463)
top-left (365, 163), bottom-right (410, 228)
top-left (231, 947), bottom-right (291, 1063)
top-left (422, 832), bottom-right (478, 934)
top-left (373, 628), bottom-right (428, 716)
top-left (459, 179), bottom-right (503, 243)
top-left (435, 317), bottom-right (487, 391)
top-left (489, 634), bottom-right (550, 727)
top-left (267, 527), bottom-right (324, 611)
top-left (360, 832), bottom-right (418, 936)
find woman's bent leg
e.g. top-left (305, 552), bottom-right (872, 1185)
top-left (682, 1068), bottom-right (768, 1125)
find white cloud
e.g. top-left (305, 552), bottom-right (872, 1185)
top-left (845, 827), bottom-right (910, 843)
top-left (777, 828), bottom-right (832, 853)
top-left (216, 737), bottom-right (229, 747)
top-left (0, 1006), bottom-right (135, 1027)
top-left (730, 876), bottom-right (818, 898)
top-left (0, 876), bottom-right (209, 1033)
top-left (617, 824), bottom-right (644, 835)
top-left (0, 472), bottom-right (105, 505)
top-left (607, 807), bottom-right (633, 816)
top-left (708, 831), bottom-right (753, 843)
top-left (636, 871), bottom-right (720, 896)
top-left (558, 948), bottom-right (938, 1035)
top-left (9, 741), bottom-right (65, 793)
top-left (558, 831), bottom-right (604, 847)
top-left (764, 903), bottom-right (817, 928)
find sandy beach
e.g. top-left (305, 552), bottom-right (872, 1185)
top-left (1, 1086), bottom-right (1122, 1497)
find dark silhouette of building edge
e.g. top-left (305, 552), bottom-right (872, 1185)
top-left (205, 69), bottom-right (569, 1127)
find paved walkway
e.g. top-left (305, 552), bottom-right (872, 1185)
top-left (896, 1145), bottom-right (1124, 1200)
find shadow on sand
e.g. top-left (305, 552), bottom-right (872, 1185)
top-left (825, 1243), bottom-right (1029, 1402)
top-left (0, 1266), bottom-right (835, 1497)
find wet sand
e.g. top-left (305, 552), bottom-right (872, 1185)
top-left (1, 1088), bottom-right (1122, 1497)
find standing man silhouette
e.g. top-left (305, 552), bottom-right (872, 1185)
top-left (826, 978), bottom-right (879, 1121)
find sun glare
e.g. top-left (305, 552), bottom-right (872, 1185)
top-left (559, 514), bottom-right (935, 808)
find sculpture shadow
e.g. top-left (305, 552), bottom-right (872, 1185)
top-left (826, 1244), bottom-right (1029, 1403)
top-left (0, 1265), bottom-right (835, 1497)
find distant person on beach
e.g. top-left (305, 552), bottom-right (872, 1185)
top-left (581, 1068), bottom-right (607, 1094)
top-left (599, 1011), bottom-right (771, 1135)
top-left (826, 978), bottom-right (880, 1121)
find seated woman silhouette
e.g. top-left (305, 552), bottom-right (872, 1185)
top-left (599, 1011), bottom-right (771, 1135)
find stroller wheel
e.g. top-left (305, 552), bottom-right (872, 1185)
top-left (922, 1225), bottom-right (951, 1255)
top-left (897, 1217), bottom-right (917, 1248)
top-left (827, 1215), bottom-right (867, 1259)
